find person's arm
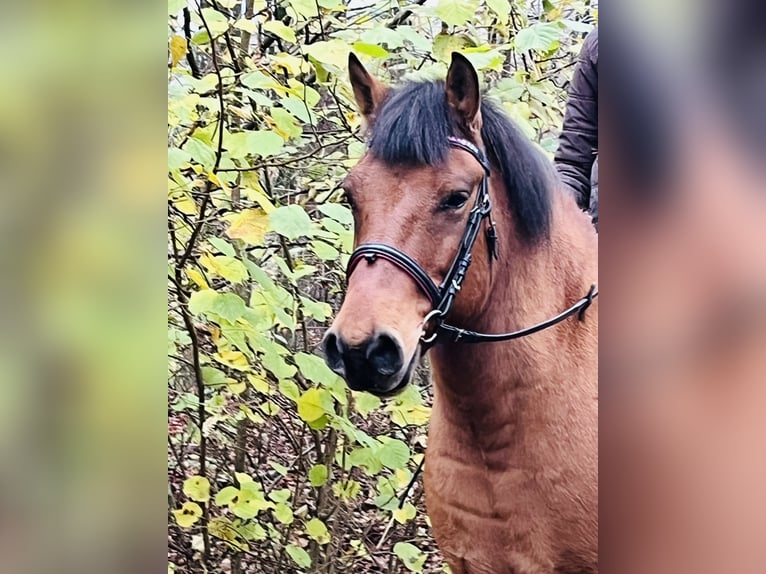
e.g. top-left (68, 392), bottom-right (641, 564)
top-left (554, 28), bottom-right (598, 209)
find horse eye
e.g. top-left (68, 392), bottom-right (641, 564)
top-left (440, 191), bottom-right (470, 210)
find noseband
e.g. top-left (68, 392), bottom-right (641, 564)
top-left (345, 136), bottom-right (597, 347)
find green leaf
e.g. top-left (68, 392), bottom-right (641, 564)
top-left (263, 20), bottom-right (297, 43)
top-left (394, 542), bottom-right (426, 572)
top-left (214, 486), bottom-right (239, 505)
top-left (230, 483), bottom-right (272, 519)
top-left (202, 365), bottom-right (227, 386)
top-left (183, 475), bottom-right (211, 502)
top-left (433, 0), bottom-right (480, 26)
top-left (285, 544), bottom-right (312, 568)
top-left (199, 8), bottom-right (229, 35)
top-left (270, 461), bottom-right (289, 475)
top-left (514, 22), bottom-right (561, 53)
top-left (294, 352), bottom-right (338, 385)
top-left (305, 518), bottom-right (331, 544)
top-left (316, 203), bottom-right (353, 226)
top-left (270, 107), bottom-right (302, 140)
top-left (352, 42), bottom-right (389, 59)
top-left (310, 240), bottom-right (339, 261)
top-left (168, 147), bottom-right (191, 170)
top-left (235, 471), bottom-right (254, 485)
top-left (269, 205), bottom-right (313, 239)
top-left (296, 387), bottom-right (333, 422)
top-left (486, 0), bottom-right (510, 20)
top-left (300, 295), bottom-right (332, 321)
top-left (234, 18), bottom-right (258, 33)
top-left (168, 0), bottom-right (187, 16)
top-left (561, 19), bottom-right (595, 34)
top-left (211, 292), bottom-right (247, 322)
top-left (308, 464), bottom-right (328, 487)
top-left (239, 521), bottom-right (268, 541)
top-left (183, 138), bottom-right (216, 169)
top-left (432, 32), bottom-right (477, 62)
top-left (269, 488), bottom-right (291, 503)
top-left (360, 27), bottom-right (406, 49)
top-left (208, 236), bottom-right (235, 257)
top-left (397, 26), bottom-right (432, 51)
top-left (273, 502), bottom-right (294, 524)
top-left (332, 479), bottom-right (361, 500)
top-left (462, 47), bottom-right (505, 71)
top-left (188, 289), bottom-right (218, 316)
top-left (303, 39), bottom-right (350, 69)
top-left (354, 392), bottom-right (381, 416)
top-left (349, 446), bottom-right (382, 474)
top-left (262, 347), bottom-right (297, 379)
top-left (279, 379), bottom-right (301, 401)
top-left (377, 438), bottom-right (410, 470)
top-left (225, 130), bottom-right (284, 159)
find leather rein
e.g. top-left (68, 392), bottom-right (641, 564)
top-left (345, 136), bottom-right (598, 347)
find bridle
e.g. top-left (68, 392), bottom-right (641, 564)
top-left (345, 136), bottom-right (598, 347)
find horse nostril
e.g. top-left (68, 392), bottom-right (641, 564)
top-left (366, 333), bottom-right (404, 376)
top-left (322, 332), bottom-right (345, 374)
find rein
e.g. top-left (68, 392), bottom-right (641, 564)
top-left (345, 136), bottom-right (598, 347)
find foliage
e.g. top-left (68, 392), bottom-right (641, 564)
top-left (167, 0), bottom-right (595, 572)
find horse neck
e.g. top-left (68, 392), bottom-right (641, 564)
top-left (428, 185), bottom-right (597, 433)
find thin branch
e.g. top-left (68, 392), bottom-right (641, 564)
top-left (386, 0), bottom-right (426, 29)
top-left (177, 4), bottom-right (228, 272)
top-left (183, 8), bottom-right (202, 78)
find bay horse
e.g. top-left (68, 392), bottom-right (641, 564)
top-left (322, 53), bottom-right (598, 573)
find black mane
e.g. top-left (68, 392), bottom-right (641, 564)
top-left (368, 80), bottom-right (553, 243)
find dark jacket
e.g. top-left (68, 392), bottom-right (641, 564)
top-left (555, 28), bottom-right (598, 211)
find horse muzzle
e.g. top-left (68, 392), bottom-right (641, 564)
top-left (322, 330), bottom-right (417, 396)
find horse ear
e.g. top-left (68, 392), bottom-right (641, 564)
top-left (446, 52), bottom-right (482, 133)
top-left (348, 53), bottom-right (388, 123)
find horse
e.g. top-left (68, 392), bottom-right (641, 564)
top-left (322, 53), bottom-right (599, 573)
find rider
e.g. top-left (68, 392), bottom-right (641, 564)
top-left (554, 26), bottom-right (598, 229)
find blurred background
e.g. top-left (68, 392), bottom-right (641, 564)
top-left (600, 1), bottom-right (766, 572)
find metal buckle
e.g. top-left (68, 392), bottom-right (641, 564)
top-left (420, 309), bottom-right (443, 344)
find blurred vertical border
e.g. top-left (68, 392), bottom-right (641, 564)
top-left (0, 0), bottom-right (166, 572)
top-left (599, 0), bottom-right (766, 572)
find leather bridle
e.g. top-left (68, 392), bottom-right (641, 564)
top-left (345, 136), bottom-right (598, 347)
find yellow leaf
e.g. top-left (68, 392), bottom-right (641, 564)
top-left (265, 116), bottom-right (290, 140)
top-left (214, 350), bottom-right (250, 370)
top-left (227, 379), bottom-right (247, 394)
top-left (173, 194), bottom-right (198, 215)
top-left (186, 268), bottom-right (209, 290)
top-left (247, 374), bottom-right (271, 394)
top-left (271, 52), bottom-right (311, 76)
top-left (260, 400), bottom-right (280, 416)
top-left (263, 20), bottom-right (297, 43)
top-left (183, 476), bottom-right (211, 502)
top-left (395, 468), bottom-right (411, 488)
top-left (170, 35), bottom-right (187, 67)
top-left (296, 388), bottom-right (330, 422)
top-left (241, 404), bottom-right (266, 424)
top-left (208, 170), bottom-right (230, 193)
top-left (225, 208), bottom-right (270, 245)
top-left (393, 503), bottom-right (417, 524)
top-left (173, 502), bottom-right (203, 528)
top-left (200, 253), bottom-right (248, 284)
